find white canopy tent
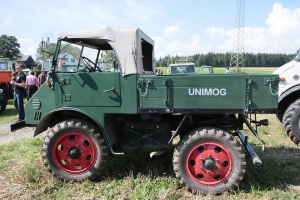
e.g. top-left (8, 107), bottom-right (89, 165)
top-left (58, 26), bottom-right (155, 76)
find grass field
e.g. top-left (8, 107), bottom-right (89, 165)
top-left (1, 115), bottom-right (300, 199)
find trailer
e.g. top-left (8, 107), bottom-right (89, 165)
top-left (11, 26), bottom-right (280, 194)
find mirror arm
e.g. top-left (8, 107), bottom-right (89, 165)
top-left (41, 49), bottom-right (55, 56)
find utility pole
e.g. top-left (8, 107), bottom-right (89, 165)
top-left (230, 0), bottom-right (245, 73)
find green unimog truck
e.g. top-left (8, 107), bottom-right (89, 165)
top-left (11, 26), bottom-right (280, 194)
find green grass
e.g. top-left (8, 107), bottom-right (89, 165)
top-left (0, 99), bottom-right (18, 123)
top-left (0, 114), bottom-right (300, 199)
top-left (0, 99), bottom-right (27, 124)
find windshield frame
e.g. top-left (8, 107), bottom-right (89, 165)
top-left (53, 39), bottom-right (101, 72)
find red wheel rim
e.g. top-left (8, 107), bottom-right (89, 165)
top-left (52, 131), bottom-right (97, 174)
top-left (185, 141), bottom-right (233, 186)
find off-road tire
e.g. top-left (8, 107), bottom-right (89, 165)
top-left (42, 119), bottom-right (108, 181)
top-left (283, 99), bottom-right (300, 145)
top-left (173, 127), bottom-right (246, 194)
top-left (0, 90), bottom-right (8, 113)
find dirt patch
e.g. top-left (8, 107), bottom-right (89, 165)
top-left (0, 175), bottom-right (32, 199)
top-left (0, 123), bottom-right (46, 144)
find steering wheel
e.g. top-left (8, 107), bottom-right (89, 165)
top-left (81, 56), bottom-right (102, 72)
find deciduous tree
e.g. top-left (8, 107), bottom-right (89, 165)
top-left (0, 34), bottom-right (21, 59)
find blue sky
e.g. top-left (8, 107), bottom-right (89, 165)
top-left (1, 0), bottom-right (300, 59)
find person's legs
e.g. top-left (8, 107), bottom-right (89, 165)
top-left (13, 93), bottom-right (19, 113)
top-left (15, 93), bottom-right (25, 120)
top-left (27, 87), bottom-right (30, 101)
top-left (30, 85), bottom-right (37, 98)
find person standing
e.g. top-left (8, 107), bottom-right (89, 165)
top-left (225, 67), bottom-right (232, 74)
top-left (26, 70), bottom-right (38, 100)
top-left (38, 69), bottom-right (46, 87)
top-left (10, 64), bottom-right (26, 121)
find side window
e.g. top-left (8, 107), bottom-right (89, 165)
top-left (141, 39), bottom-right (153, 72)
top-left (97, 50), bottom-right (120, 72)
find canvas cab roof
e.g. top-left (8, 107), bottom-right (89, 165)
top-left (58, 26), bottom-right (155, 76)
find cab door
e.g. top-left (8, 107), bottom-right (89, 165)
top-left (62, 72), bottom-right (121, 107)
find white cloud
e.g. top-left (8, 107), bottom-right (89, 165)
top-left (2, 1), bottom-right (300, 61)
top-left (154, 26), bottom-right (217, 58)
top-left (218, 3), bottom-right (300, 54)
top-left (1, 10), bottom-right (15, 26)
top-left (154, 3), bottom-right (300, 57)
top-left (1, 19), bottom-right (13, 26)
top-left (123, 0), bottom-right (163, 22)
top-left (164, 25), bottom-right (181, 38)
top-left (18, 38), bottom-right (39, 58)
top-left (266, 3), bottom-right (300, 38)
top-left (204, 27), bottom-right (226, 39)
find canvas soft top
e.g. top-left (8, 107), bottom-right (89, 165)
top-left (58, 26), bottom-right (155, 76)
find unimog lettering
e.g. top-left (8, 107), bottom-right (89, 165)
top-left (188, 88), bottom-right (226, 96)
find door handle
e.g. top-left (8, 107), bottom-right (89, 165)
top-left (103, 87), bottom-right (115, 93)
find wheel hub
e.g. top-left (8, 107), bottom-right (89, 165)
top-left (203, 158), bottom-right (215, 170)
top-left (69, 148), bottom-right (81, 159)
top-left (185, 141), bottom-right (234, 187)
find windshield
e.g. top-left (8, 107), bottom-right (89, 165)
top-left (0, 62), bottom-right (8, 70)
top-left (170, 64), bottom-right (195, 74)
top-left (55, 40), bottom-right (119, 73)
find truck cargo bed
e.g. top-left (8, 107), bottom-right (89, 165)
top-left (137, 74), bottom-right (279, 114)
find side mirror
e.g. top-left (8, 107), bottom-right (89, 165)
top-left (41, 37), bottom-right (50, 51)
top-left (45, 37), bottom-right (50, 48)
top-left (100, 51), bottom-right (107, 59)
top-left (40, 37), bottom-right (54, 56)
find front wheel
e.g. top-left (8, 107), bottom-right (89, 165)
top-left (283, 99), bottom-right (300, 145)
top-left (173, 128), bottom-right (246, 194)
top-left (42, 119), bottom-right (108, 181)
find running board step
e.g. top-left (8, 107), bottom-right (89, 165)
top-left (236, 130), bottom-right (262, 165)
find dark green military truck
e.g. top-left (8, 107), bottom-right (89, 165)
top-left (11, 26), bottom-right (280, 194)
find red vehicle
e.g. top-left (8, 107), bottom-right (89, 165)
top-left (0, 58), bottom-right (15, 113)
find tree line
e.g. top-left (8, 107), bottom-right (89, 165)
top-left (155, 52), bottom-right (295, 67)
top-left (0, 34), bottom-right (296, 68)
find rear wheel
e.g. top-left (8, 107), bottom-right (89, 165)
top-left (42, 119), bottom-right (108, 181)
top-left (173, 128), bottom-right (246, 194)
top-left (283, 99), bottom-right (300, 145)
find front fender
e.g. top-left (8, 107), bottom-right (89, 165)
top-left (279, 84), bottom-right (300, 103)
top-left (34, 107), bottom-right (105, 136)
top-left (34, 107), bottom-right (123, 155)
